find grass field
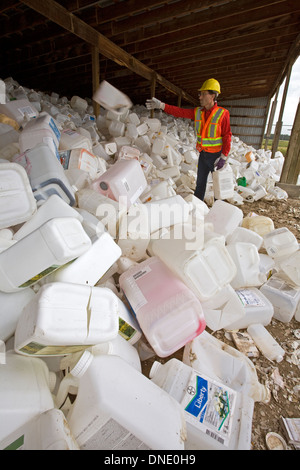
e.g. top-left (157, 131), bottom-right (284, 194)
top-left (262, 139), bottom-right (289, 156)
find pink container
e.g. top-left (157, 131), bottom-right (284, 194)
top-left (119, 256), bottom-right (206, 357)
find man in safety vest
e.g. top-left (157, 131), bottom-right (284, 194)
top-left (146, 78), bottom-right (232, 201)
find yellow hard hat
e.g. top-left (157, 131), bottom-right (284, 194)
top-left (199, 78), bottom-right (221, 94)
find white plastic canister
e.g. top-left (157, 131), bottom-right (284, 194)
top-left (93, 81), bottom-right (133, 115)
top-left (150, 358), bottom-right (253, 450)
top-left (260, 273), bottom-right (300, 323)
top-left (0, 161), bottom-right (37, 229)
top-left (14, 283), bottom-right (119, 356)
top-left (226, 242), bottom-right (266, 289)
top-left (212, 164), bottom-right (234, 200)
top-left (0, 217), bottom-right (91, 292)
top-left (205, 200), bottom-right (243, 237)
top-left (119, 256), bottom-right (206, 357)
top-left (263, 227), bottom-right (299, 259)
top-left (0, 351), bottom-right (55, 442)
top-left (19, 112), bottom-right (61, 157)
top-left (58, 352), bottom-right (186, 450)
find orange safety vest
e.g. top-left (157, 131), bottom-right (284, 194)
top-left (194, 106), bottom-right (226, 153)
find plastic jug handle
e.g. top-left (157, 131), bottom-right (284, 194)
top-left (54, 374), bottom-right (78, 409)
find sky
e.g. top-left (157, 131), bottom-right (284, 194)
top-left (270, 55), bottom-right (300, 135)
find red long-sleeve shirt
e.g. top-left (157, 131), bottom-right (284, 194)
top-left (164, 102), bottom-right (232, 156)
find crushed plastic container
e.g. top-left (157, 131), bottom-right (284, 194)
top-left (0, 161), bottom-right (37, 229)
top-left (0, 409), bottom-right (79, 450)
top-left (13, 143), bottom-right (76, 206)
top-left (149, 358), bottom-right (253, 450)
top-left (182, 330), bottom-right (270, 403)
top-left (14, 282), bottom-right (120, 356)
top-left (91, 159), bottom-right (147, 208)
top-left (260, 273), bottom-right (300, 323)
top-left (119, 256), bottom-right (206, 357)
top-left (0, 351), bottom-right (55, 442)
top-left (57, 352), bottom-right (186, 450)
top-left (0, 217), bottom-right (91, 292)
top-left (263, 227), bottom-right (299, 259)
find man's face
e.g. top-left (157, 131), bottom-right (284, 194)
top-left (198, 90), bottom-right (215, 109)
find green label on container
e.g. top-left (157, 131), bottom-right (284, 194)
top-left (18, 265), bottom-right (60, 288)
top-left (19, 341), bottom-right (92, 356)
top-left (118, 318), bottom-right (137, 342)
top-left (4, 435), bottom-right (24, 450)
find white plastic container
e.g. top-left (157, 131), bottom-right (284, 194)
top-left (0, 288), bottom-right (36, 342)
top-left (0, 217), bottom-right (91, 292)
top-left (13, 194), bottom-right (82, 241)
top-left (0, 351), bottom-right (55, 442)
top-left (247, 323), bottom-right (285, 362)
top-left (242, 215), bottom-right (274, 237)
top-left (0, 161), bottom-right (37, 229)
top-left (118, 145), bottom-right (140, 161)
top-left (182, 330), bottom-right (270, 403)
top-left (205, 200), bottom-right (243, 237)
top-left (91, 159), bottom-right (147, 208)
top-left (223, 287), bottom-right (274, 330)
top-left (14, 282), bottom-right (119, 356)
top-left (260, 274), bottom-right (300, 323)
top-left (149, 358), bottom-right (253, 450)
top-left (118, 203), bottom-right (150, 261)
top-left (19, 112), bottom-right (61, 157)
top-left (70, 95), bottom-right (88, 114)
top-left (59, 147), bottom-right (99, 179)
top-left (119, 256), bottom-right (206, 357)
top-left (59, 128), bottom-right (92, 152)
top-left (42, 231), bottom-right (121, 286)
top-left (149, 237), bottom-right (237, 302)
top-left (0, 408), bottom-right (79, 450)
top-left (144, 195), bottom-right (190, 234)
top-left (263, 227), bottom-right (299, 259)
top-left (212, 164), bottom-right (234, 200)
top-left (226, 226), bottom-right (263, 250)
top-left (58, 353), bottom-right (186, 450)
top-left (90, 334), bottom-right (141, 372)
top-left (13, 143), bottom-right (76, 206)
top-left (276, 250), bottom-right (300, 286)
top-left (0, 99), bottom-right (39, 125)
top-left (93, 81), bottom-right (133, 115)
top-left (226, 242), bottom-right (266, 289)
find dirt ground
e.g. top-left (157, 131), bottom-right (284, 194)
top-left (141, 196), bottom-right (300, 451)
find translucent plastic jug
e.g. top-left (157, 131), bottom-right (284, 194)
top-left (57, 352), bottom-right (186, 450)
top-left (0, 99), bottom-right (39, 125)
top-left (276, 250), bottom-right (300, 286)
top-left (119, 256), bottom-right (206, 357)
top-left (91, 159), bottom-right (147, 208)
top-left (0, 217), bottom-right (91, 292)
top-left (182, 330), bottom-right (270, 403)
top-left (226, 242), bottom-right (266, 289)
top-left (149, 237), bottom-right (237, 301)
top-left (13, 194), bottom-right (82, 241)
top-left (59, 128), bottom-right (92, 152)
top-left (224, 288), bottom-right (274, 330)
top-left (13, 143), bottom-right (76, 206)
top-left (149, 358), bottom-right (253, 450)
top-left (205, 200), bottom-right (243, 237)
top-left (212, 164), bottom-right (234, 200)
top-left (19, 112), bottom-right (61, 157)
top-left (263, 227), bottom-right (299, 259)
top-left (144, 195), bottom-right (191, 234)
top-left (260, 273), bottom-right (300, 323)
top-left (0, 351), bottom-right (55, 442)
top-left (226, 226), bottom-right (263, 250)
top-left (0, 409), bottom-right (79, 450)
top-left (242, 215), bottom-right (274, 237)
top-left (0, 161), bottom-right (37, 229)
top-left (14, 282), bottom-right (119, 356)
top-left (247, 323), bottom-right (285, 362)
top-left (0, 288), bottom-right (36, 342)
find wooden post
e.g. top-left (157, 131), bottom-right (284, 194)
top-left (271, 64), bottom-right (292, 157)
top-left (264, 88), bottom-right (279, 150)
top-left (280, 98), bottom-right (300, 184)
top-left (92, 46), bottom-right (100, 117)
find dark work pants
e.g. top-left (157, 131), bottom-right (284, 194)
top-left (194, 150), bottom-right (222, 201)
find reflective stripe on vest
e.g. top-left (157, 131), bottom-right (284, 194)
top-left (194, 106), bottom-right (225, 151)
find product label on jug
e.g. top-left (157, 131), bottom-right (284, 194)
top-left (181, 371), bottom-right (236, 447)
top-left (236, 289), bottom-right (265, 307)
top-left (18, 265), bottom-right (61, 288)
top-left (18, 341), bottom-right (92, 356)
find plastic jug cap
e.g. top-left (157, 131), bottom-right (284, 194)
top-left (70, 350), bottom-right (93, 377)
top-left (149, 361), bottom-right (162, 379)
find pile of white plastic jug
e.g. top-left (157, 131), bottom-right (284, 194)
top-left (0, 77), bottom-right (299, 451)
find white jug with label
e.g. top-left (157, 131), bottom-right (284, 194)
top-left (56, 352), bottom-right (186, 450)
top-left (149, 358), bottom-right (253, 450)
top-left (19, 112), bottom-right (61, 157)
top-left (263, 227), bottom-right (299, 259)
top-left (212, 164), bottom-right (234, 200)
top-left (226, 242), bottom-right (266, 289)
top-left (260, 273), bottom-right (300, 323)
